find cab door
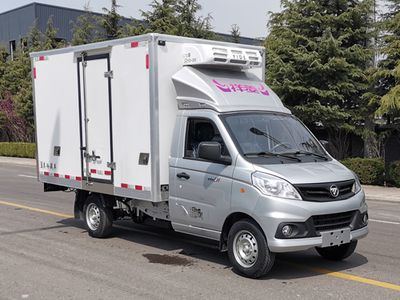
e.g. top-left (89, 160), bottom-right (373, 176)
top-left (169, 116), bottom-right (234, 239)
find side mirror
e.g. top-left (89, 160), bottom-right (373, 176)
top-left (198, 141), bottom-right (231, 165)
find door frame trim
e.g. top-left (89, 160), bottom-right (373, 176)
top-left (77, 53), bottom-right (114, 184)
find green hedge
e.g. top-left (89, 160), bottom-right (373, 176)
top-left (388, 160), bottom-right (400, 187)
top-left (341, 157), bottom-right (385, 185)
top-left (0, 143), bottom-right (36, 158)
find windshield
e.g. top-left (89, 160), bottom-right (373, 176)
top-left (223, 113), bottom-right (327, 162)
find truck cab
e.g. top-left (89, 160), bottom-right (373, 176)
top-left (167, 65), bottom-right (368, 278)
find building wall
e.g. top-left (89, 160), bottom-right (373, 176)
top-left (0, 4), bottom-right (36, 50)
top-left (34, 3), bottom-right (105, 42)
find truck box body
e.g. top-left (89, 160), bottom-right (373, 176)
top-left (32, 34), bottom-right (266, 202)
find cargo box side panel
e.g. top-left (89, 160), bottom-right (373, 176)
top-left (157, 41), bottom-right (181, 188)
top-left (111, 42), bottom-right (152, 200)
top-left (33, 53), bottom-right (82, 188)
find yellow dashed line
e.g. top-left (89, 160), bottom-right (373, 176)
top-left (287, 262), bottom-right (400, 292)
top-left (0, 200), bottom-right (73, 219)
top-left (1, 199), bottom-right (400, 292)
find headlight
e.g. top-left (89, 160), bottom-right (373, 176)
top-left (352, 173), bottom-right (362, 194)
top-left (252, 172), bottom-right (302, 200)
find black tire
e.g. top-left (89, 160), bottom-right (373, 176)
top-left (316, 240), bottom-right (358, 261)
top-left (83, 194), bottom-right (113, 238)
top-left (227, 219), bottom-right (275, 278)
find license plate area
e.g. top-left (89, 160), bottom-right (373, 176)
top-left (321, 228), bottom-right (351, 247)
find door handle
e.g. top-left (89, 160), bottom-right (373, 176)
top-left (177, 172), bottom-right (190, 180)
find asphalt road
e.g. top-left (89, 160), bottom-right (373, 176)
top-left (0, 161), bottom-right (399, 300)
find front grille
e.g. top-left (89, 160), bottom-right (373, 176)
top-left (312, 211), bottom-right (355, 232)
top-left (295, 180), bottom-right (355, 202)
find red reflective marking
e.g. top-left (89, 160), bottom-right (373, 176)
top-left (39, 56), bottom-right (45, 61)
top-left (65, 175), bottom-right (70, 179)
top-left (75, 176), bottom-right (82, 181)
top-left (121, 183), bottom-right (129, 189)
top-left (54, 173), bottom-right (59, 177)
top-left (104, 170), bottom-right (112, 175)
top-left (131, 41), bottom-right (139, 48)
top-left (33, 67), bottom-right (36, 79)
top-left (90, 169), bottom-right (97, 174)
top-left (146, 54), bottom-right (149, 69)
top-left (135, 185), bottom-right (143, 191)
top-left (44, 171), bottom-right (49, 176)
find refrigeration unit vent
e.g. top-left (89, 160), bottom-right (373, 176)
top-left (183, 44), bottom-right (262, 69)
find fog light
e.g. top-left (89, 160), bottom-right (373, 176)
top-left (282, 225), bottom-right (293, 237)
top-left (362, 213), bottom-right (368, 225)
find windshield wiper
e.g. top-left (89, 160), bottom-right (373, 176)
top-left (283, 150), bottom-right (328, 161)
top-left (244, 151), bottom-right (301, 162)
top-left (249, 127), bottom-right (290, 149)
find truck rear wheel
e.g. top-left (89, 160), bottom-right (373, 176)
top-left (227, 219), bottom-right (275, 278)
top-left (83, 194), bottom-right (113, 238)
top-left (315, 240), bottom-right (357, 261)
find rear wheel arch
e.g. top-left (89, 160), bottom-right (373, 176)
top-left (75, 191), bottom-right (116, 220)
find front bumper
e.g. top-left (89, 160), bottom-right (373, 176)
top-left (254, 189), bottom-right (368, 253)
top-left (268, 226), bottom-right (368, 252)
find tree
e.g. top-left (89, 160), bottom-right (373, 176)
top-left (44, 16), bottom-right (62, 50)
top-left (0, 93), bottom-right (30, 142)
top-left (101, 0), bottom-right (122, 40)
top-left (71, 3), bottom-right (99, 45)
top-left (141, 0), bottom-right (179, 35)
top-left (140, 0), bottom-right (215, 39)
top-left (120, 19), bottom-right (144, 38)
top-left (175, 0), bottom-right (215, 39)
top-left (0, 47), bottom-right (34, 141)
top-left (28, 19), bottom-right (44, 51)
top-left (230, 24), bottom-right (241, 43)
top-left (265, 0), bottom-right (375, 159)
top-left (376, 0), bottom-right (400, 120)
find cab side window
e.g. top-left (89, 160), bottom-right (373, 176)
top-left (184, 118), bottom-right (229, 159)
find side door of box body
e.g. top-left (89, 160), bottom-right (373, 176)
top-left (78, 54), bottom-right (114, 183)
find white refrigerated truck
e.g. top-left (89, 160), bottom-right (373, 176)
top-left (31, 34), bottom-right (368, 278)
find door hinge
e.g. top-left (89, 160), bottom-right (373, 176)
top-left (104, 70), bottom-right (113, 79)
top-left (107, 161), bottom-right (116, 170)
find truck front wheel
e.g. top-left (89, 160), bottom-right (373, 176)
top-left (83, 194), bottom-right (113, 238)
top-left (315, 240), bottom-right (358, 261)
top-left (227, 219), bottom-right (275, 278)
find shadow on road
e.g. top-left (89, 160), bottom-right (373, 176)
top-left (58, 217), bottom-right (368, 279)
top-left (0, 224), bottom-right (71, 236)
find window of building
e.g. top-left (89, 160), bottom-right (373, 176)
top-left (9, 40), bottom-right (16, 59)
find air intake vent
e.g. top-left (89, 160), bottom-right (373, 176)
top-left (212, 47), bottom-right (228, 63)
top-left (246, 51), bottom-right (261, 67)
top-left (214, 57), bottom-right (227, 62)
top-left (230, 59), bottom-right (247, 64)
top-left (312, 211), bottom-right (356, 232)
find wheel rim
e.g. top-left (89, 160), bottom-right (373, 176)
top-left (86, 203), bottom-right (100, 231)
top-left (233, 230), bottom-right (259, 268)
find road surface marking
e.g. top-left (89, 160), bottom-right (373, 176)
top-left (287, 262), bottom-right (400, 292)
top-left (0, 200), bottom-right (73, 218)
top-left (369, 219), bottom-right (400, 225)
top-left (18, 174), bottom-right (37, 179)
top-left (1, 199), bottom-right (400, 292)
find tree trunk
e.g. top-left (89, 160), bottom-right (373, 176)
top-left (364, 117), bottom-right (379, 158)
